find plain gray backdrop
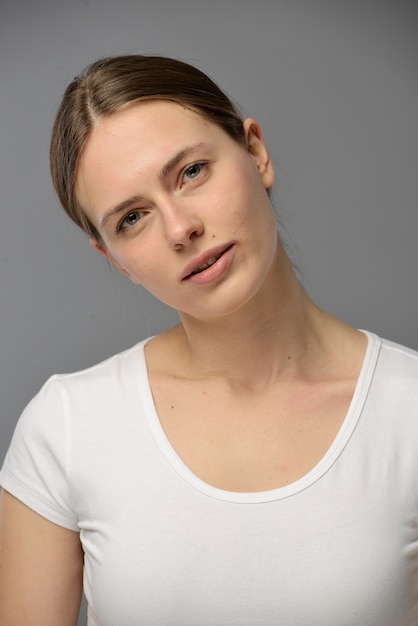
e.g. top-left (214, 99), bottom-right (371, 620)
top-left (1, 1), bottom-right (417, 624)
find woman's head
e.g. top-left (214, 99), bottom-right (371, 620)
top-left (50, 55), bottom-right (247, 243)
top-left (74, 98), bottom-right (276, 316)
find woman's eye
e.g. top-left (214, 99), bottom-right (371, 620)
top-left (117, 211), bottom-right (142, 233)
top-left (182, 162), bottom-right (206, 182)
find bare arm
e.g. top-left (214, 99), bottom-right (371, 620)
top-left (0, 488), bottom-right (84, 625)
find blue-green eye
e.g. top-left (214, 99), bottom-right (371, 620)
top-left (182, 162), bottom-right (207, 182)
top-left (117, 211), bottom-right (142, 233)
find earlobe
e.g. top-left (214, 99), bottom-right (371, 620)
top-left (243, 118), bottom-right (275, 189)
top-left (89, 237), bottom-right (108, 259)
top-left (89, 237), bottom-right (133, 279)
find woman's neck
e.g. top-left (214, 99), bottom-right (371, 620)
top-left (157, 248), bottom-right (347, 390)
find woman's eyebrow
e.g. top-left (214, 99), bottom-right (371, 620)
top-left (100, 142), bottom-right (207, 230)
top-left (158, 142), bottom-right (205, 181)
top-left (100, 195), bottom-right (145, 230)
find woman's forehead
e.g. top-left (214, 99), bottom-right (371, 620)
top-left (75, 99), bottom-right (237, 221)
top-left (79, 99), bottom-right (232, 180)
top-left (93, 99), bottom-right (215, 140)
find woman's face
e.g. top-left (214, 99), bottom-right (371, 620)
top-left (76, 100), bottom-right (278, 320)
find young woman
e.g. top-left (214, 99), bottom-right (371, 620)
top-left (0, 55), bottom-right (417, 626)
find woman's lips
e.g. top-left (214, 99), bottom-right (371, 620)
top-left (181, 244), bottom-right (234, 283)
top-left (189, 251), bottom-right (224, 276)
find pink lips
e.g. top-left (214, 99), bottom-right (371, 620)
top-left (181, 244), bottom-right (234, 284)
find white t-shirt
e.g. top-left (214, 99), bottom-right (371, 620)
top-left (1, 331), bottom-right (417, 625)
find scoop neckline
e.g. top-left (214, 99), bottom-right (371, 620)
top-left (134, 330), bottom-right (381, 504)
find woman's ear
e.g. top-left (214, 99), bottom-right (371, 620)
top-left (243, 118), bottom-right (275, 189)
top-left (89, 237), bottom-right (108, 259)
top-left (89, 237), bottom-right (132, 279)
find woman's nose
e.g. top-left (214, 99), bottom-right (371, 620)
top-left (162, 201), bottom-right (204, 249)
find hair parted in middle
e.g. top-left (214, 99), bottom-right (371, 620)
top-left (50, 55), bottom-right (246, 243)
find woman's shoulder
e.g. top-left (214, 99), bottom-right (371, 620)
top-left (375, 333), bottom-right (418, 374)
top-left (55, 336), bottom-right (152, 384)
top-left (15, 336), bottom-right (154, 432)
top-left (366, 331), bottom-right (418, 409)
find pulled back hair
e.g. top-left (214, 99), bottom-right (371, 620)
top-left (50, 55), bottom-right (246, 242)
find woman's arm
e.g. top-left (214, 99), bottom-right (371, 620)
top-left (0, 488), bottom-right (84, 625)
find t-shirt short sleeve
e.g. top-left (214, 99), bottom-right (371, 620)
top-left (0, 375), bottom-right (79, 530)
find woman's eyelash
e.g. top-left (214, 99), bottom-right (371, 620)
top-left (115, 210), bottom-right (143, 234)
top-left (182, 161), bottom-right (209, 182)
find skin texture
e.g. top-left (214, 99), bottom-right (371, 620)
top-left (0, 489), bottom-right (83, 625)
top-left (76, 100), bottom-right (367, 491)
top-left (76, 100), bottom-right (278, 321)
top-left (0, 100), bottom-right (367, 619)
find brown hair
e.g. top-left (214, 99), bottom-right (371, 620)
top-left (49, 55), bottom-right (246, 242)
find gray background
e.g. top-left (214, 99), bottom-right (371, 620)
top-left (1, 1), bottom-right (417, 623)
